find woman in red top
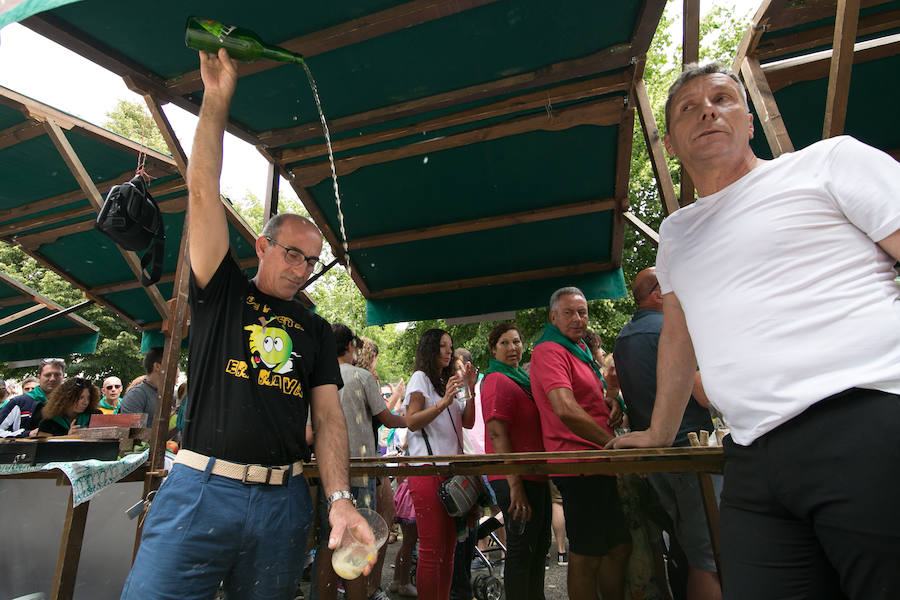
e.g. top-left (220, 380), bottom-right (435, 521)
top-left (481, 323), bottom-right (551, 600)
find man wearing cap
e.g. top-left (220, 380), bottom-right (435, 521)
top-left (610, 62), bottom-right (900, 598)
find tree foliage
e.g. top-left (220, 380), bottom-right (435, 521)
top-left (103, 100), bottom-right (169, 154)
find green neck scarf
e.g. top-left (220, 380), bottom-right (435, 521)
top-left (27, 385), bottom-right (48, 404)
top-left (49, 411), bottom-right (92, 433)
top-left (484, 358), bottom-right (531, 394)
top-left (99, 397), bottom-right (118, 412)
top-left (535, 324), bottom-right (604, 380)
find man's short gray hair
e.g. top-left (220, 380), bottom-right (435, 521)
top-left (549, 286), bottom-right (586, 312)
top-left (260, 212), bottom-right (312, 240)
top-left (664, 61), bottom-right (748, 132)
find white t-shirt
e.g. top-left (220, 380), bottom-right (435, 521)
top-left (657, 136), bottom-right (900, 445)
top-left (403, 370), bottom-right (464, 463)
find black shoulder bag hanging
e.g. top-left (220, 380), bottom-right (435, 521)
top-left (95, 174), bottom-right (165, 286)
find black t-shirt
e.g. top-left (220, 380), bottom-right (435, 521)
top-left (183, 253), bottom-right (342, 465)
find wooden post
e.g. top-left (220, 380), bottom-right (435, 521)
top-left (823, 0), bottom-right (861, 138)
top-left (680, 0), bottom-right (700, 206)
top-left (263, 159), bottom-right (280, 226)
top-left (50, 495), bottom-right (90, 600)
top-left (635, 79), bottom-right (679, 216)
top-left (131, 88), bottom-right (193, 559)
top-left (740, 56), bottom-right (794, 156)
top-left (697, 472), bottom-right (723, 577)
top-left (624, 211), bottom-right (660, 246)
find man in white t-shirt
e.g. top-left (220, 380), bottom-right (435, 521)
top-left (610, 62), bottom-right (900, 599)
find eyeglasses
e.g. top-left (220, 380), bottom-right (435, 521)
top-left (265, 236), bottom-right (322, 274)
top-left (105, 384), bottom-right (122, 390)
top-left (649, 281), bottom-right (660, 294)
top-left (40, 358), bottom-right (66, 368)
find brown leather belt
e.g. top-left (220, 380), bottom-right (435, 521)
top-left (175, 449), bottom-right (303, 486)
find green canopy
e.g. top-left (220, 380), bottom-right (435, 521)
top-left (0, 270), bottom-right (98, 361)
top-left (8, 0), bottom-right (668, 324)
top-left (735, 0), bottom-right (900, 160)
top-left (0, 85), bottom-right (261, 332)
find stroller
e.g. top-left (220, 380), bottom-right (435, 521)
top-left (470, 515), bottom-right (507, 600)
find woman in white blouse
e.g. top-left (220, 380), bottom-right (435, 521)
top-left (403, 328), bottom-right (476, 600)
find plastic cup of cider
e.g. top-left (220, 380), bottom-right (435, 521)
top-left (331, 507), bottom-right (389, 580)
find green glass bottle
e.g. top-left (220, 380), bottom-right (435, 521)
top-left (185, 17), bottom-right (304, 64)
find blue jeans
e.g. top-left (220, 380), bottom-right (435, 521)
top-left (122, 461), bottom-right (313, 599)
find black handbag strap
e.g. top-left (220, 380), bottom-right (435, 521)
top-left (419, 425), bottom-right (438, 467)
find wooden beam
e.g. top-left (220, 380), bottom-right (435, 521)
top-left (823, 0), bottom-right (861, 138)
top-left (763, 34), bottom-right (900, 92)
top-left (137, 200), bottom-right (192, 560)
top-left (732, 0), bottom-right (776, 68)
top-left (22, 13), bottom-right (261, 147)
top-left (259, 148), bottom-right (372, 297)
top-left (683, 0), bottom-right (701, 65)
top-left (11, 245), bottom-right (140, 329)
top-left (755, 0), bottom-right (886, 36)
top-left (0, 119), bottom-right (44, 151)
top-left (135, 87), bottom-right (189, 174)
top-left (12, 196), bottom-right (187, 248)
top-left (0, 325), bottom-right (96, 345)
top-left (754, 8), bottom-right (900, 62)
top-left (368, 261), bottom-right (615, 299)
top-left (166, 0), bottom-right (502, 95)
top-left (259, 44), bottom-right (638, 148)
top-left (263, 159), bottom-right (280, 226)
top-left (624, 211), bottom-right (660, 246)
top-left (50, 495), bottom-right (89, 600)
top-left (611, 96), bottom-right (635, 269)
top-left (267, 73), bottom-right (630, 161)
top-left (291, 98), bottom-right (624, 186)
top-left (635, 79), bottom-right (679, 216)
top-left (351, 198), bottom-right (616, 250)
top-left (740, 56), bottom-right (794, 156)
top-left (42, 119), bottom-right (171, 321)
top-left (0, 303), bottom-right (45, 327)
top-left (87, 256), bottom-right (259, 296)
top-left (0, 169), bottom-right (181, 224)
top-left (0, 85), bottom-right (175, 168)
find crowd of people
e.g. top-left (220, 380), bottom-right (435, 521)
top-left (0, 350), bottom-right (187, 441)
top-left (5, 53), bottom-right (898, 600)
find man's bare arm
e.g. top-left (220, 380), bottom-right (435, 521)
top-left (188, 49), bottom-right (236, 289)
top-left (311, 382), bottom-right (375, 565)
top-left (692, 371), bottom-right (711, 408)
top-left (548, 387), bottom-right (613, 446)
top-left (310, 383), bottom-right (350, 497)
top-left (608, 292), bottom-right (696, 448)
top-left (877, 228), bottom-right (900, 262)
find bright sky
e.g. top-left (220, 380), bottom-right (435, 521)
top-left (0, 0), bottom-right (758, 209)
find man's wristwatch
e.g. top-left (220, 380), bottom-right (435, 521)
top-left (326, 490), bottom-right (355, 509)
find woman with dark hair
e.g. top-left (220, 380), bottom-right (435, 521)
top-left (481, 322), bottom-right (551, 600)
top-left (403, 328), bottom-right (476, 600)
top-left (38, 377), bottom-right (101, 436)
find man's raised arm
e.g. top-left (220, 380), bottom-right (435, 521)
top-left (188, 49), bottom-right (237, 289)
top-left (608, 291), bottom-right (696, 448)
